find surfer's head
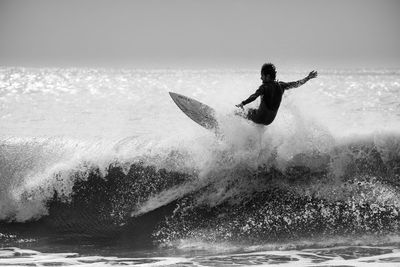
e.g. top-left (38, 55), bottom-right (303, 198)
top-left (261, 63), bottom-right (276, 82)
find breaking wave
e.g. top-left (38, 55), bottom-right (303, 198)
top-left (1, 129), bottom-right (400, 247)
top-left (1, 67), bottom-right (400, 249)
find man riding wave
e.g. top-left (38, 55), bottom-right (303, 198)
top-left (236, 63), bottom-right (318, 125)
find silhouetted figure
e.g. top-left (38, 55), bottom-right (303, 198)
top-left (236, 63), bottom-right (318, 125)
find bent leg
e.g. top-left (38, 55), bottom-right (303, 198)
top-left (246, 108), bottom-right (258, 122)
top-left (247, 108), bottom-right (269, 125)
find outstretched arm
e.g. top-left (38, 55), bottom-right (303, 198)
top-left (282, 70), bottom-right (318, 90)
top-left (236, 87), bottom-right (263, 108)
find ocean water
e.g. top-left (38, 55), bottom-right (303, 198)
top-left (0, 67), bottom-right (400, 266)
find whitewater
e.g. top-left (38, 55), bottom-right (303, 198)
top-left (1, 67), bottom-right (400, 266)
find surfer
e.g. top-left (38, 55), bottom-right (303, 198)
top-left (236, 63), bottom-right (318, 125)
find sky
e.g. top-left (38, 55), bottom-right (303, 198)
top-left (0, 0), bottom-right (399, 68)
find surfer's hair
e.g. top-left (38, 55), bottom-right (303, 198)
top-left (261, 63), bottom-right (276, 80)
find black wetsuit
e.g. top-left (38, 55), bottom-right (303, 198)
top-left (241, 79), bottom-right (307, 125)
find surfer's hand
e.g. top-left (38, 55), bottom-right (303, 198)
top-left (236, 103), bottom-right (244, 109)
top-left (307, 70), bottom-right (318, 80)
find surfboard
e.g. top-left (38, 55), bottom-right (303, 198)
top-left (169, 92), bottom-right (218, 132)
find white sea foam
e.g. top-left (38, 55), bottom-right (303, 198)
top-left (1, 245), bottom-right (400, 266)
